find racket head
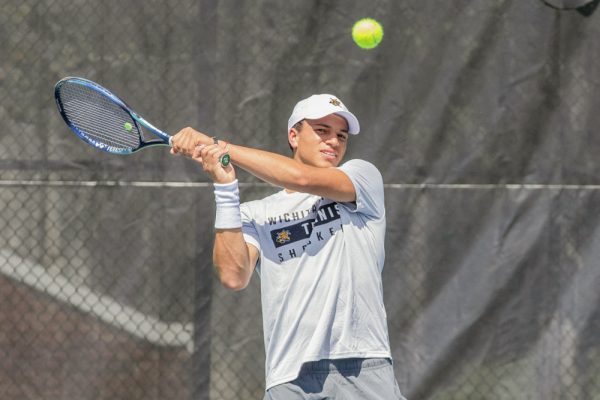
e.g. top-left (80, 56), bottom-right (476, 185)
top-left (54, 77), bottom-right (168, 154)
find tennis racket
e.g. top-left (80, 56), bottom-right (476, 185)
top-left (54, 77), bottom-right (230, 166)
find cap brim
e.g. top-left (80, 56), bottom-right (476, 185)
top-left (334, 111), bottom-right (360, 135)
top-left (296, 109), bottom-right (360, 135)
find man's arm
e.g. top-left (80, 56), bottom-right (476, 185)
top-left (213, 229), bottom-right (259, 291)
top-left (173, 139), bottom-right (258, 291)
top-left (171, 127), bottom-right (356, 203)
top-left (227, 144), bottom-right (356, 203)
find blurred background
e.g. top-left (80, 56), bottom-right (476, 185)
top-left (2, 0), bottom-right (600, 399)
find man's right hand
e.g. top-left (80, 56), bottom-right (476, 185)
top-left (170, 127), bottom-right (212, 157)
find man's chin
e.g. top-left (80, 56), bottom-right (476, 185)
top-left (302, 155), bottom-right (340, 168)
top-left (321, 160), bottom-right (339, 168)
top-left (318, 155), bottom-right (340, 167)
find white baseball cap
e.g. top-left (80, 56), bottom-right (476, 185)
top-left (287, 94), bottom-right (360, 135)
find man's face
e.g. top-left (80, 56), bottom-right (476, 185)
top-left (289, 114), bottom-right (349, 168)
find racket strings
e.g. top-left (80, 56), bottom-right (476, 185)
top-left (58, 83), bottom-right (141, 151)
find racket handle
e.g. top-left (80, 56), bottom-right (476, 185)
top-left (219, 153), bottom-right (231, 167)
top-left (170, 136), bottom-right (229, 165)
top-left (213, 137), bottom-right (231, 167)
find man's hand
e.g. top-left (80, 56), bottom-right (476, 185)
top-left (193, 143), bottom-right (236, 184)
top-left (170, 127), bottom-right (212, 157)
top-left (170, 127), bottom-right (236, 183)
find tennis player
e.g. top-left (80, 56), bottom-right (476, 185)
top-left (171, 94), bottom-right (406, 400)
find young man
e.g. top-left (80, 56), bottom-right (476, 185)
top-left (171, 94), bottom-right (405, 399)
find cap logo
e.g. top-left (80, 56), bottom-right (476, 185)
top-left (329, 98), bottom-right (341, 107)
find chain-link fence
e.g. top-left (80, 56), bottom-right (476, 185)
top-left (2, 1), bottom-right (600, 399)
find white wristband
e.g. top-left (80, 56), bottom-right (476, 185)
top-left (214, 179), bottom-right (242, 229)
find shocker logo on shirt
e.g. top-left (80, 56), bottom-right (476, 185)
top-left (275, 229), bottom-right (292, 244)
top-left (269, 202), bottom-right (341, 248)
top-left (267, 202), bottom-right (344, 262)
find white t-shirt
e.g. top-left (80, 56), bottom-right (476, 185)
top-left (240, 159), bottom-right (392, 390)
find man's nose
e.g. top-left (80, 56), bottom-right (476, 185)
top-left (325, 134), bottom-right (339, 147)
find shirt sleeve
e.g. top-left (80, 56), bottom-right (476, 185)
top-left (240, 202), bottom-right (261, 251)
top-left (337, 159), bottom-right (385, 219)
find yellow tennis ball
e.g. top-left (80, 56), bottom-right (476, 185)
top-left (352, 18), bottom-right (383, 49)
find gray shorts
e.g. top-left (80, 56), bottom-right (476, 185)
top-left (263, 358), bottom-right (407, 400)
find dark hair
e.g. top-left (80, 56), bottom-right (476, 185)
top-left (292, 120), bottom-right (304, 131)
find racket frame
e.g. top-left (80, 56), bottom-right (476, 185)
top-left (54, 76), bottom-right (172, 155)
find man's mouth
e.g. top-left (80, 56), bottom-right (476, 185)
top-left (321, 150), bottom-right (337, 159)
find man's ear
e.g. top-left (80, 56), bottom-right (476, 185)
top-left (288, 128), bottom-right (299, 150)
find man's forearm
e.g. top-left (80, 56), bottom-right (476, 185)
top-left (226, 143), bottom-right (356, 202)
top-left (213, 229), bottom-right (254, 291)
top-left (227, 144), bottom-right (308, 190)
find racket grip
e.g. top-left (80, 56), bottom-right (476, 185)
top-left (213, 137), bottom-right (231, 167)
top-left (219, 154), bottom-right (231, 167)
top-left (168, 136), bottom-right (173, 147)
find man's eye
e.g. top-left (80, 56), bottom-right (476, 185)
top-left (338, 134), bottom-right (348, 141)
